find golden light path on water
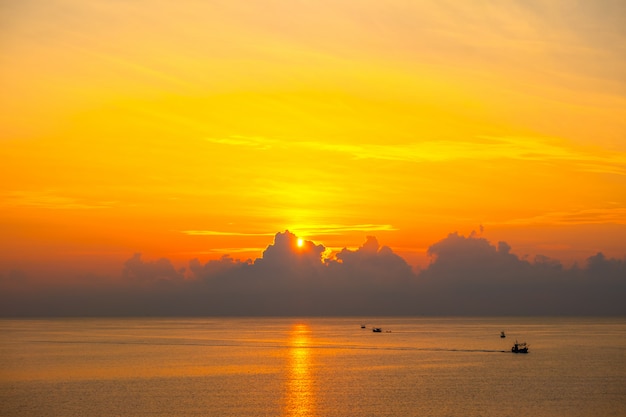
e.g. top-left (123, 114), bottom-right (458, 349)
top-left (284, 323), bottom-right (316, 417)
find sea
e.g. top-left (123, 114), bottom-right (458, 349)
top-left (1, 317), bottom-right (625, 417)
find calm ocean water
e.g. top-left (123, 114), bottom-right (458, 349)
top-left (1, 317), bottom-right (625, 417)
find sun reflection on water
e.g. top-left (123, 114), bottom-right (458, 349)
top-left (284, 323), bottom-right (316, 417)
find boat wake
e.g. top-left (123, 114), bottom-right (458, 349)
top-left (33, 339), bottom-right (509, 353)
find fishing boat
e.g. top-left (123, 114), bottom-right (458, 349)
top-left (511, 340), bottom-right (529, 353)
top-left (500, 331), bottom-right (506, 338)
top-left (372, 327), bottom-right (382, 333)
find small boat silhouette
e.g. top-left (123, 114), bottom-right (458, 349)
top-left (511, 340), bottom-right (529, 353)
top-left (500, 331), bottom-right (506, 338)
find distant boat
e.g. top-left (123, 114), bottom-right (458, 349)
top-left (372, 327), bottom-right (382, 333)
top-left (500, 331), bottom-right (506, 338)
top-left (511, 340), bottom-right (529, 353)
top-left (361, 324), bottom-right (366, 329)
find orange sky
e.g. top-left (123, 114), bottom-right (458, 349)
top-left (1, 0), bottom-right (625, 278)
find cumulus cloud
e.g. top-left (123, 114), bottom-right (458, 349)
top-left (422, 232), bottom-right (528, 283)
top-left (123, 253), bottom-right (185, 282)
top-left (255, 230), bottom-right (326, 272)
top-left (189, 255), bottom-right (249, 280)
top-left (181, 231), bottom-right (414, 315)
top-left (331, 236), bottom-right (413, 284)
top-left (0, 230), bottom-right (624, 316)
top-left (417, 232), bottom-right (625, 315)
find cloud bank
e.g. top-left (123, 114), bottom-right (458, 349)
top-left (1, 231), bottom-right (624, 316)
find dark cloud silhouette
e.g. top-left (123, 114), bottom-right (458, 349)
top-left (182, 231), bottom-right (414, 315)
top-left (417, 232), bottom-right (626, 315)
top-left (189, 255), bottom-right (249, 280)
top-left (0, 230), bottom-right (624, 316)
top-left (332, 236), bottom-right (414, 282)
top-left (123, 253), bottom-right (185, 282)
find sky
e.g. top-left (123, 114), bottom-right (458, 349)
top-left (1, 1), bottom-right (625, 315)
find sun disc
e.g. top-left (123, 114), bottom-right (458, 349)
top-left (297, 238), bottom-right (304, 247)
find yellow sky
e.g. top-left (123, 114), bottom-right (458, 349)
top-left (1, 0), bottom-right (625, 275)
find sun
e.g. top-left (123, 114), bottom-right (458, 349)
top-left (297, 238), bottom-right (304, 248)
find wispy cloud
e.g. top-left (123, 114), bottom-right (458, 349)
top-left (204, 134), bottom-right (626, 175)
top-left (181, 248), bottom-right (266, 255)
top-left (0, 191), bottom-right (114, 210)
top-left (181, 231), bottom-right (276, 237)
top-left (204, 135), bottom-right (277, 150)
top-left (495, 207), bottom-right (626, 226)
top-left (287, 224), bottom-right (397, 235)
top-left (181, 224), bottom-right (396, 238)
